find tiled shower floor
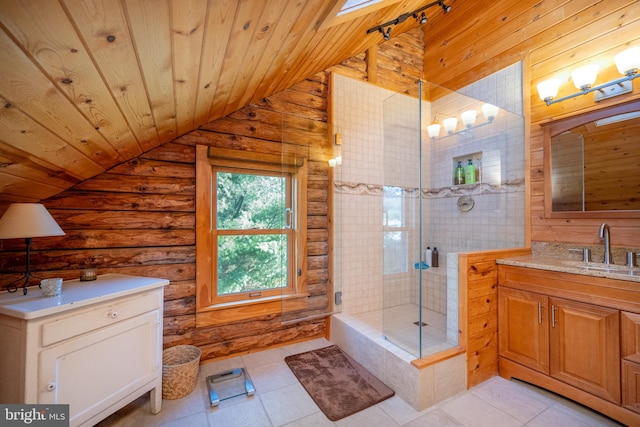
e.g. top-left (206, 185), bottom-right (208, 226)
top-left (96, 337), bottom-right (623, 426)
top-left (353, 304), bottom-right (454, 358)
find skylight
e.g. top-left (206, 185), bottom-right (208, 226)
top-left (338, 0), bottom-right (384, 16)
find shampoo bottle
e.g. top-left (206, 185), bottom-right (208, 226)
top-left (454, 161), bottom-right (465, 185)
top-left (465, 159), bottom-right (476, 184)
top-left (425, 247), bottom-right (432, 266)
top-left (432, 247), bottom-right (439, 267)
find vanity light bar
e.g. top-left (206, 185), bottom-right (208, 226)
top-left (537, 47), bottom-right (640, 106)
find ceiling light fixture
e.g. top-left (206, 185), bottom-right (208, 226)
top-left (537, 46), bottom-right (640, 106)
top-left (367, 1), bottom-right (451, 41)
top-left (428, 104), bottom-right (500, 139)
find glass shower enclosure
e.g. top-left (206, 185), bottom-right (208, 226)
top-left (381, 76), bottom-right (525, 358)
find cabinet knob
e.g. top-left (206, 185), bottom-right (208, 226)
top-left (46, 383), bottom-right (56, 392)
top-left (109, 311), bottom-right (118, 318)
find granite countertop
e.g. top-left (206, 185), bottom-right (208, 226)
top-left (497, 255), bottom-right (640, 283)
top-left (0, 274), bottom-right (169, 320)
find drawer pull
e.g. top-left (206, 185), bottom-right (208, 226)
top-left (109, 311), bottom-right (118, 319)
top-left (46, 383), bottom-right (56, 392)
top-left (537, 302), bottom-right (542, 324)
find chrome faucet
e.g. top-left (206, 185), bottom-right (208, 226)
top-left (599, 223), bottom-right (612, 265)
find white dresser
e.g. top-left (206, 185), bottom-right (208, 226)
top-left (0, 274), bottom-right (168, 427)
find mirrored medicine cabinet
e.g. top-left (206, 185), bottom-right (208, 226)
top-left (543, 99), bottom-right (640, 219)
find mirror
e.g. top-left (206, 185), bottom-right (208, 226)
top-left (544, 99), bottom-right (640, 218)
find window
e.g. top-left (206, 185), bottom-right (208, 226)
top-left (213, 168), bottom-right (294, 304)
top-left (195, 145), bottom-right (308, 326)
top-left (383, 186), bottom-right (409, 274)
top-left (318, 0), bottom-right (400, 30)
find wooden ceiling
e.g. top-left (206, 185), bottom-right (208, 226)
top-left (0, 0), bottom-right (454, 204)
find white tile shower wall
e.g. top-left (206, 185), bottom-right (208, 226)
top-left (333, 65), bottom-right (525, 317)
top-left (338, 193), bottom-right (383, 315)
top-left (422, 63), bottom-right (526, 293)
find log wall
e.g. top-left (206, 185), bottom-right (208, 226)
top-left (0, 29), bottom-right (424, 362)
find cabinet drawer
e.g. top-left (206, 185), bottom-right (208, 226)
top-left (622, 360), bottom-right (640, 414)
top-left (41, 290), bottom-right (162, 347)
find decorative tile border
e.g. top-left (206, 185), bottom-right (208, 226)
top-left (335, 179), bottom-right (524, 199)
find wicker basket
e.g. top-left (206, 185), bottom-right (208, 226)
top-left (162, 345), bottom-right (202, 400)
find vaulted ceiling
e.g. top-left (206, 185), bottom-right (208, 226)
top-left (0, 0), bottom-right (452, 205)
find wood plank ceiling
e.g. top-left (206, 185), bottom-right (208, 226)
top-left (0, 0), bottom-right (451, 205)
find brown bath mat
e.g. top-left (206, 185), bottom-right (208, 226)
top-left (284, 345), bottom-right (395, 421)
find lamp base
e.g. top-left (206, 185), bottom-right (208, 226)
top-left (594, 80), bottom-right (632, 102)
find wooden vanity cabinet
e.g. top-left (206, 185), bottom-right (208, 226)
top-left (498, 265), bottom-right (639, 426)
top-left (498, 287), bottom-right (620, 403)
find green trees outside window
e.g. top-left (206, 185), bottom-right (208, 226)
top-left (215, 171), bottom-right (291, 296)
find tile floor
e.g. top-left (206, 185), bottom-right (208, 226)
top-left (97, 338), bottom-right (624, 427)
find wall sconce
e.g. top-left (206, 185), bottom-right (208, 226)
top-left (537, 46), bottom-right (640, 106)
top-left (328, 133), bottom-right (342, 167)
top-left (367, 1), bottom-right (451, 41)
top-left (428, 104), bottom-right (499, 139)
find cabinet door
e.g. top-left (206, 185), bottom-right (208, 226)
top-left (39, 310), bottom-right (161, 426)
top-left (622, 311), bottom-right (640, 364)
top-left (498, 287), bottom-right (549, 374)
top-left (549, 297), bottom-right (620, 404)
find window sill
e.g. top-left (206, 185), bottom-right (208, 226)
top-left (195, 292), bottom-right (310, 327)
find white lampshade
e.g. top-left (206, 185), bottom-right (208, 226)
top-left (461, 110), bottom-right (477, 128)
top-left (571, 64), bottom-right (599, 90)
top-left (537, 78), bottom-right (561, 102)
top-left (614, 47), bottom-right (640, 76)
top-left (443, 117), bottom-right (458, 134)
top-left (427, 124), bottom-right (441, 138)
top-left (481, 103), bottom-right (499, 121)
top-left (0, 203), bottom-right (65, 239)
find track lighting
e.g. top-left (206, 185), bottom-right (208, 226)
top-left (379, 26), bottom-right (392, 41)
top-left (367, 1), bottom-right (451, 41)
top-left (413, 12), bottom-right (428, 24)
top-left (438, 1), bottom-right (451, 13)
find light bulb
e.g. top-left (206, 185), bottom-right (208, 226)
top-left (443, 117), bottom-right (458, 134)
top-left (614, 47), bottom-right (640, 76)
top-left (461, 110), bottom-right (477, 128)
top-left (571, 64), bottom-right (599, 90)
top-left (537, 78), bottom-right (561, 102)
top-left (427, 124), bottom-right (441, 138)
top-left (481, 104), bottom-right (499, 121)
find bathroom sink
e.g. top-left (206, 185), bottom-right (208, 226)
top-left (560, 260), bottom-right (640, 276)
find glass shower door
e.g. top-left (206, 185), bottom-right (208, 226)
top-left (382, 82), bottom-right (425, 358)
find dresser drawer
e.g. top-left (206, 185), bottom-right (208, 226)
top-left (41, 290), bottom-right (162, 347)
